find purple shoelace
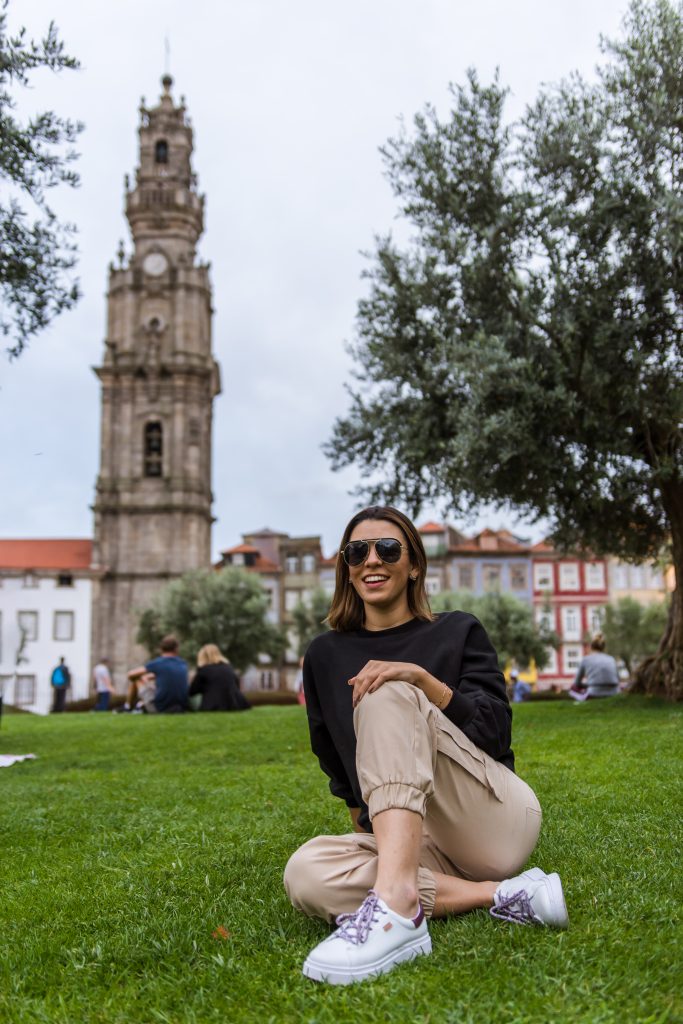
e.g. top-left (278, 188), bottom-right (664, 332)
top-left (334, 890), bottom-right (385, 945)
top-left (490, 888), bottom-right (536, 925)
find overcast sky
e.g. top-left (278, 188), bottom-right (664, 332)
top-left (1, 0), bottom-right (629, 558)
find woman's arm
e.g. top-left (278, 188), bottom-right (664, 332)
top-left (304, 653), bottom-right (357, 806)
top-left (348, 662), bottom-right (451, 710)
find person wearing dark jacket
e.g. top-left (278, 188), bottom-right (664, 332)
top-left (284, 506), bottom-right (567, 986)
top-left (190, 644), bottom-right (250, 711)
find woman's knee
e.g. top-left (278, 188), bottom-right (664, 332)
top-left (283, 836), bottom-right (337, 918)
top-left (355, 679), bottom-right (422, 721)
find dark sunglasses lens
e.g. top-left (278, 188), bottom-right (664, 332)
top-left (375, 539), bottom-right (403, 563)
top-left (344, 541), bottom-right (369, 566)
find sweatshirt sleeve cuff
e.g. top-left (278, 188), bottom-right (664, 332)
top-left (442, 688), bottom-right (476, 729)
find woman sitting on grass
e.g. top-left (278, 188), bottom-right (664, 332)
top-left (190, 644), bottom-right (251, 712)
top-left (284, 506), bottom-right (568, 986)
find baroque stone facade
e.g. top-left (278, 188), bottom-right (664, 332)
top-left (91, 76), bottom-right (220, 687)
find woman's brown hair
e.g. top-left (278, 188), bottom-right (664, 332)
top-left (327, 506), bottom-right (434, 631)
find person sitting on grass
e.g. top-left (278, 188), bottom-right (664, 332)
top-left (568, 633), bottom-right (620, 702)
top-left (126, 635), bottom-right (190, 714)
top-left (189, 644), bottom-right (251, 712)
top-left (284, 505), bottom-right (568, 987)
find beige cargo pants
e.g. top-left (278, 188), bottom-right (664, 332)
top-left (284, 680), bottom-right (541, 922)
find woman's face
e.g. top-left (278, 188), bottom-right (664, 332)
top-left (347, 518), bottom-right (414, 612)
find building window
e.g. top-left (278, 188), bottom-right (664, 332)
top-left (563, 645), bottom-right (583, 674)
top-left (154, 139), bottom-right (168, 164)
top-left (630, 565), bottom-right (645, 589)
top-left (259, 671), bottom-right (275, 690)
top-left (648, 567), bottom-right (663, 588)
top-left (585, 563), bottom-right (605, 590)
top-left (457, 565), bottom-right (474, 590)
top-left (533, 563), bottom-right (553, 591)
top-left (57, 573), bottom-right (74, 588)
top-left (482, 564), bottom-right (501, 592)
top-left (425, 577), bottom-right (441, 595)
top-left (510, 565), bottom-right (527, 590)
top-left (17, 611), bottom-right (38, 642)
top-left (23, 573), bottom-right (39, 588)
top-left (536, 608), bottom-right (554, 633)
top-left (263, 588), bottom-right (274, 609)
top-left (423, 534), bottom-right (445, 555)
top-left (302, 553), bottom-right (316, 573)
top-left (561, 606), bottom-right (581, 641)
top-left (144, 421), bottom-right (163, 477)
top-left (53, 611), bottom-right (74, 642)
top-left (232, 553), bottom-right (245, 567)
top-left (15, 675), bottom-right (36, 706)
top-left (284, 589), bottom-right (300, 612)
top-left (285, 556), bottom-right (299, 574)
top-left (188, 418), bottom-right (201, 445)
top-left (542, 648), bottom-right (558, 675)
top-left (588, 606), bottom-right (605, 634)
top-left (613, 564), bottom-right (629, 590)
top-left (559, 563), bottom-right (579, 591)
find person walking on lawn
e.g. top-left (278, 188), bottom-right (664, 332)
top-left (284, 505), bottom-right (568, 986)
top-left (50, 657), bottom-right (71, 713)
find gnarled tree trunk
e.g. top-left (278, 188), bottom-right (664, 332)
top-left (632, 482), bottom-right (683, 701)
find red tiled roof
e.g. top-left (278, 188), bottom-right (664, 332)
top-left (252, 555), bottom-right (281, 572)
top-left (0, 539), bottom-right (93, 570)
top-left (220, 543), bottom-right (261, 555)
top-left (319, 554), bottom-right (338, 567)
top-left (452, 529), bottom-right (529, 554)
top-left (531, 540), bottom-right (555, 554)
top-left (418, 521), bottom-right (445, 533)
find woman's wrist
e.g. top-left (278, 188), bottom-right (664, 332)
top-left (416, 669), bottom-right (452, 710)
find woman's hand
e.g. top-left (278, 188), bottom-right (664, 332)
top-left (348, 660), bottom-right (430, 707)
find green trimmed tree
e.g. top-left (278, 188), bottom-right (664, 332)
top-left (291, 588), bottom-right (331, 657)
top-left (602, 597), bottom-right (670, 676)
top-left (136, 568), bottom-right (286, 673)
top-left (326, 0), bottom-right (683, 699)
top-left (0, 1), bottom-right (82, 357)
top-left (432, 591), bottom-right (558, 671)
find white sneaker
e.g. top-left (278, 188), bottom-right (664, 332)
top-left (302, 890), bottom-right (431, 985)
top-left (491, 868), bottom-right (568, 928)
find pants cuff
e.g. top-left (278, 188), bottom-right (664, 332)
top-left (417, 866), bottom-right (437, 918)
top-left (367, 782), bottom-right (427, 820)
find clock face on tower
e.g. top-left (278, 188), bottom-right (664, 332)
top-left (142, 252), bottom-right (168, 277)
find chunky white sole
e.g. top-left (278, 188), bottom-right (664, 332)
top-left (302, 933), bottom-right (432, 985)
top-left (546, 872), bottom-right (569, 928)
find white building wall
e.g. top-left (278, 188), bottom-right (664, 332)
top-left (0, 574), bottom-right (92, 714)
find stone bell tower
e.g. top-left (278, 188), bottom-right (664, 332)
top-left (91, 75), bottom-right (221, 686)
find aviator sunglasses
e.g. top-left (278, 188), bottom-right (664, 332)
top-left (342, 537), bottom-right (408, 567)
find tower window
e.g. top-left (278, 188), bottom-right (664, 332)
top-left (144, 421), bottom-right (163, 477)
top-left (155, 139), bottom-right (168, 164)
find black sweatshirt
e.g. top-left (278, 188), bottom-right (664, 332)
top-left (303, 611), bottom-right (513, 832)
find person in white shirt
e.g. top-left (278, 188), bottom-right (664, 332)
top-left (93, 659), bottom-right (114, 711)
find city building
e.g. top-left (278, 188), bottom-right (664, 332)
top-left (608, 558), bottom-right (672, 606)
top-left (447, 528), bottom-right (533, 602)
top-left (531, 541), bottom-right (610, 686)
top-left (90, 76), bottom-right (221, 688)
top-left (0, 540), bottom-right (94, 714)
top-left (417, 522), bottom-right (467, 595)
top-left (217, 529), bottom-right (336, 689)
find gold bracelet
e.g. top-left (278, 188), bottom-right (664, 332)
top-left (435, 682), bottom-right (451, 709)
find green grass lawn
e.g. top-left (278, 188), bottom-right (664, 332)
top-left (1, 697), bottom-right (681, 1024)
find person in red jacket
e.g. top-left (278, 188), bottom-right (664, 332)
top-left (284, 506), bottom-right (567, 986)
